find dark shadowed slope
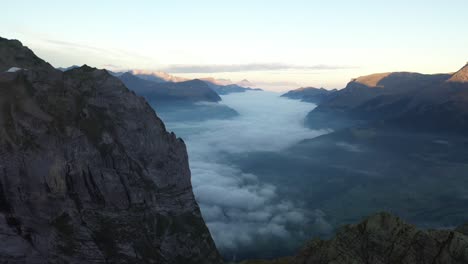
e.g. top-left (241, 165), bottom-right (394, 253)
top-left (118, 72), bottom-right (222, 103)
top-left (242, 212), bottom-right (468, 264)
top-left (0, 37), bottom-right (221, 264)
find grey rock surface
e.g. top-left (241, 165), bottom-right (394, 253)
top-left (0, 37), bottom-right (222, 264)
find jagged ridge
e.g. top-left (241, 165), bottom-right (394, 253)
top-left (242, 212), bottom-right (468, 264)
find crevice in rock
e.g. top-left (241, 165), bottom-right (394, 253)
top-left (65, 163), bottom-right (82, 211)
top-left (0, 172), bottom-right (12, 213)
top-left (431, 231), bottom-right (455, 264)
top-left (117, 172), bottom-right (132, 207)
top-left (82, 166), bottom-right (105, 206)
top-left (111, 155), bottom-right (132, 206)
top-left (87, 166), bottom-right (105, 205)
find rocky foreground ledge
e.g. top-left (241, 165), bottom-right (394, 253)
top-left (241, 212), bottom-right (468, 264)
top-left (0, 37), bottom-right (222, 263)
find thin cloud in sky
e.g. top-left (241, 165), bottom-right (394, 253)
top-left (162, 63), bottom-right (356, 73)
top-left (45, 39), bottom-right (107, 53)
top-left (44, 38), bottom-right (355, 74)
top-left (44, 38), bottom-right (149, 60)
top-left (102, 64), bottom-right (124, 70)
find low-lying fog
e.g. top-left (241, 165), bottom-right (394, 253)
top-left (155, 91), bottom-right (468, 260)
top-left (158, 91), bottom-right (329, 259)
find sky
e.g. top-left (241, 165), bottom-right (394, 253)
top-left (2, 0), bottom-right (468, 91)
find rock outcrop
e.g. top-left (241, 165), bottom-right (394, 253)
top-left (242, 213), bottom-right (468, 264)
top-left (0, 37), bottom-right (222, 263)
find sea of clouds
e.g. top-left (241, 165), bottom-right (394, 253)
top-left (162, 91), bottom-right (331, 258)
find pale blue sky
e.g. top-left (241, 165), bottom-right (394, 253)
top-left (2, 0), bottom-right (467, 90)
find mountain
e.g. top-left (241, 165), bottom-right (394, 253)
top-left (118, 73), bottom-right (238, 122)
top-left (237, 79), bottom-right (254, 87)
top-left (110, 71), bottom-right (262, 95)
top-left (242, 212), bottom-right (468, 264)
top-left (200, 77), bottom-right (256, 88)
top-left (209, 83), bottom-right (263, 95)
top-left (0, 37), bottom-right (221, 263)
top-left (448, 62), bottom-right (468, 83)
top-left (0, 38), bottom-right (55, 72)
top-left (316, 72), bottom-right (451, 111)
top-left (199, 77), bottom-right (234, 86)
top-left (57, 65), bottom-right (80, 72)
top-left (281, 87), bottom-right (337, 104)
top-left (305, 66), bottom-right (468, 133)
top-left (118, 72), bottom-right (221, 103)
top-left (202, 78), bottom-right (263, 95)
top-left (131, 70), bottom-right (189, 83)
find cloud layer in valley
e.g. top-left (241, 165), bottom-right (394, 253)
top-left (162, 91), bottom-right (331, 259)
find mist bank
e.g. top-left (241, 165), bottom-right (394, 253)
top-left (232, 125), bottom-right (468, 238)
top-left (155, 87), bottom-right (468, 261)
top-left (152, 101), bottom-right (239, 122)
top-left (157, 91), bottom-right (329, 259)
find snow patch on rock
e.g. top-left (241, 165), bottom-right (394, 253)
top-left (6, 67), bottom-right (24, 72)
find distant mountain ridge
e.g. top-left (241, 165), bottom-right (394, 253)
top-left (281, 87), bottom-right (337, 104)
top-left (302, 64), bottom-right (468, 133)
top-left (57, 65), bottom-right (80, 71)
top-left (131, 69), bottom-right (189, 83)
top-left (118, 72), bottom-right (222, 103)
top-left (203, 80), bottom-right (263, 95)
top-left (319, 72), bottom-right (452, 110)
top-left (97, 68), bottom-right (264, 95)
top-left (117, 72), bottom-right (241, 122)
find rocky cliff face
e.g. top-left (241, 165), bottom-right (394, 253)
top-left (243, 213), bottom-right (468, 264)
top-left (0, 37), bottom-right (222, 263)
